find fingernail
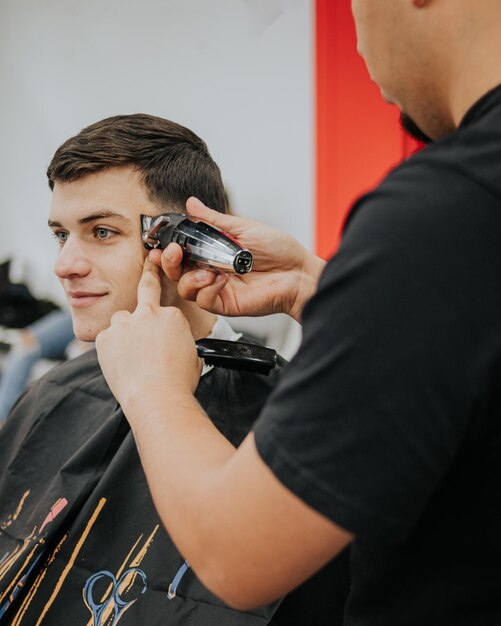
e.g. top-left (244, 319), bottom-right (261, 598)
top-left (195, 270), bottom-right (208, 283)
top-left (215, 273), bottom-right (226, 284)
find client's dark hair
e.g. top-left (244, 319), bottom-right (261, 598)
top-left (47, 114), bottom-right (227, 213)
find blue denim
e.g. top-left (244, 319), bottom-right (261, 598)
top-left (0, 310), bottom-right (74, 422)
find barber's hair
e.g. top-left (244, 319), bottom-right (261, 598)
top-left (47, 114), bottom-right (227, 213)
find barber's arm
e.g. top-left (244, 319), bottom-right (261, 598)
top-left (96, 261), bottom-right (352, 610)
top-left (151, 197), bottom-right (326, 323)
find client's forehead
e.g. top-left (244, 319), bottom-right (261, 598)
top-left (50, 167), bottom-right (155, 225)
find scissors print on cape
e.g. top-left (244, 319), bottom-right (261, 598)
top-left (83, 568), bottom-right (147, 626)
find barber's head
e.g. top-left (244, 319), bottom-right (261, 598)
top-left (351, 0), bottom-right (501, 141)
top-left (47, 114), bottom-right (225, 341)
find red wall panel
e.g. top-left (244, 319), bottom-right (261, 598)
top-left (315, 0), bottom-right (420, 258)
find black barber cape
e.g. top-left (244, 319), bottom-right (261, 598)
top-left (0, 347), bottom-right (293, 626)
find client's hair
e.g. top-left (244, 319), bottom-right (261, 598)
top-left (47, 114), bottom-right (227, 213)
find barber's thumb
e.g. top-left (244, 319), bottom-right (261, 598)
top-left (186, 196), bottom-right (220, 221)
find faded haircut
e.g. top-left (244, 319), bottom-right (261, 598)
top-left (47, 114), bottom-right (227, 213)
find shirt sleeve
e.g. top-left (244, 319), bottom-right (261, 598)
top-left (253, 159), bottom-right (496, 542)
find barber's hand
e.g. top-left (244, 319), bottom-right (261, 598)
top-left (96, 260), bottom-right (201, 414)
top-left (148, 197), bottom-right (325, 322)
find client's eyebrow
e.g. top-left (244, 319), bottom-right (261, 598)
top-left (48, 210), bottom-right (130, 228)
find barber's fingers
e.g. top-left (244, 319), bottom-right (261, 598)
top-left (195, 274), bottom-right (229, 312)
top-left (177, 269), bottom-right (220, 302)
top-left (109, 310), bottom-right (131, 324)
top-left (158, 243), bottom-right (184, 282)
top-left (186, 197), bottom-right (241, 233)
top-left (178, 272), bottom-right (229, 312)
top-left (136, 258), bottom-right (162, 308)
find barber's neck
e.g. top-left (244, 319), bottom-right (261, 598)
top-left (449, 66), bottom-right (501, 129)
top-left (411, 4), bottom-right (501, 136)
top-left (445, 17), bottom-right (501, 127)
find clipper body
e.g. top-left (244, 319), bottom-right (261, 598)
top-left (141, 213), bottom-right (253, 274)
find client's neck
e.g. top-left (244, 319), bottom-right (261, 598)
top-left (160, 275), bottom-right (217, 340)
top-left (179, 299), bottom-right (217, 341)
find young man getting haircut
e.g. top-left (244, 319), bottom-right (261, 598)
top-left (0, 115), bottom-right (347, 625)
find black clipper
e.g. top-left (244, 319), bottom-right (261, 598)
top-left (140, 213), bottom-right (253, 275)
top-left (195, 339), bottom-right (277, 375)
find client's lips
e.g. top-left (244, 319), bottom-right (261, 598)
top-left (67, 291), bottom-right (108, 308)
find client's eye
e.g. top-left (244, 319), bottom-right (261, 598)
top-left (52, 230), bottom-right (69, 245)
top-left (94, 227), bottom-right (115, 240)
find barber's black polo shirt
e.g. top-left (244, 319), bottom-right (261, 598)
top-left (254, 85), bottom-right (501, 625)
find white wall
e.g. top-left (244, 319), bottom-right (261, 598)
top-left (0, 0), bottom-right (313, 305)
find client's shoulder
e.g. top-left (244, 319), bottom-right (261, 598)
top-left (40, 347), bottom-right (102, 388)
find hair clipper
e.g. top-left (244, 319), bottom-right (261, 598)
top-left (140, 213), bottom-right (253, 274)
top-left (140, 213), bottom-right (274, 374)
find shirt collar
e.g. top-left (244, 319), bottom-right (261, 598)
top-left (201, 316), bottom-right (242, 377)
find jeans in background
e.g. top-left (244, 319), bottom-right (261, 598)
top-left (0, 310), bottom-right (74, 423)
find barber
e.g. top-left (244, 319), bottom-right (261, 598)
top-left (96, 1), bottom-right (501, 623)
